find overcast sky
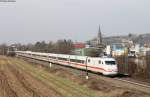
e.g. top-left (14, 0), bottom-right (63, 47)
top-left (0, 0), bottom-right (150, 44)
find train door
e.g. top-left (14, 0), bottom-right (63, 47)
top-left (86, 58), bottom-right (96, 71)
top-left (94, 58), bottom-right (104, 72)
top-left (98, 59), bottom-right (105, 73)
top-left (86, 57), bottom-right (90, 71)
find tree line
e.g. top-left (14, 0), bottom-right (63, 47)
top-left (0, 39), bottom-right (74, 55)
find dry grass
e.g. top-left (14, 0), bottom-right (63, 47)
top-left (0, 56), bottom-right (150, 97)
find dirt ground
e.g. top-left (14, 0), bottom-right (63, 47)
top-left (0, 56), bottom-right (149, 97)
top-left (0, 57), bottom-right (63, 97)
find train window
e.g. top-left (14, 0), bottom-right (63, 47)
top-left (88, 59), bottom-right (90, 63)
top-left (81, 60), bottom-right (85, 63)
top-left (76, 60), bottom-right (84, 63)
top-left (53, 57), bottom-right (56, 59)
top-left (49, 56), bottom-right (56, 59)
top-left (99, 60), bottom-right (101, 64)
top-left (76, 60), bottom-right (80, 63)
top-left (58, 57), bottom-right (67, 61)
top-left (63, 58), bottom-right (67, 61)
top-left (105, 61), bottom-right (116, 65)
top-left (70, 59), bottom-right (76, 62)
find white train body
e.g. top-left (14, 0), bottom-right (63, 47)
top-left (16, 51), bottom-right (118, 76)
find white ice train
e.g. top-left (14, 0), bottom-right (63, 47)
top-left (16, 51), bottom-right (118, 76)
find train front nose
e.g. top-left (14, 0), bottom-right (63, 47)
top-left (104, 66), bottom-right (118, 75)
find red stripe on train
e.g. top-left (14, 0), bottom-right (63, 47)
top-left (53, 60), bottom-right (112, 72)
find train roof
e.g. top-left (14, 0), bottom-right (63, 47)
top-left (16, 51), bottom-right (116, 61)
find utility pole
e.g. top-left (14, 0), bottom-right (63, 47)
top-left (48, 54), bottom-right (52, 68)
top-left (124, 47), bottom-right (128, 75)
top-left (85, 57), bottom-right (89, 79)
top-left (3, 48), bottom-right (5, 55)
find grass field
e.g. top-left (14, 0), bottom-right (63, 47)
top-left (0, 56), bottom-right (149, 97)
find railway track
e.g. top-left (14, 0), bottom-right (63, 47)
top-left (54, 64), bottom-right (150, 94)
top-left (87, 70), bottom-right (150, 90)
top-left (114, 78), bottom-right (150, 88)
top-left (88, 71), bottom-right (150, 94)
top-left (49, 60), bottom-right (150, 92)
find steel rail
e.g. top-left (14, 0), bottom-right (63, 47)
top-left (114, 78), bottom-right (150, 88)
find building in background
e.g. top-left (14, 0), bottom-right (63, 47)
top-left (72, 47), bottom-right (100, 57)
top-left (111, 43), bottom-right (126, 57)
top-left (140, 46), bottom-right (150, 56)
top-left (73, 42), bottom-right (85, 49)
top-left (72, 42), bottom-right (100, 56)
top-left (104, 45), bottom-right (111, 56)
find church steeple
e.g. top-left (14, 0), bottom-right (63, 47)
top-left (97, 24), bottom-right (102, 45)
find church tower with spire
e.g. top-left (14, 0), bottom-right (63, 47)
top-left (97, 24), bottom-right (103, 47)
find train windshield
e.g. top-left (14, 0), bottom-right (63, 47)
top-left (105, 61), bottom-right (116, 65)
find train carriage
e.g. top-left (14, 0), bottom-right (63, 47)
top-left (16, 51), bottom-right (118, 76)
top-left (69, 55), bottom-right (86, 69)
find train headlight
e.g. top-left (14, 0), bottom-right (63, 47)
top-left (107, 68), bottom-right (112, 71)
top-left (114, 68), bottom-right (118, 72)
